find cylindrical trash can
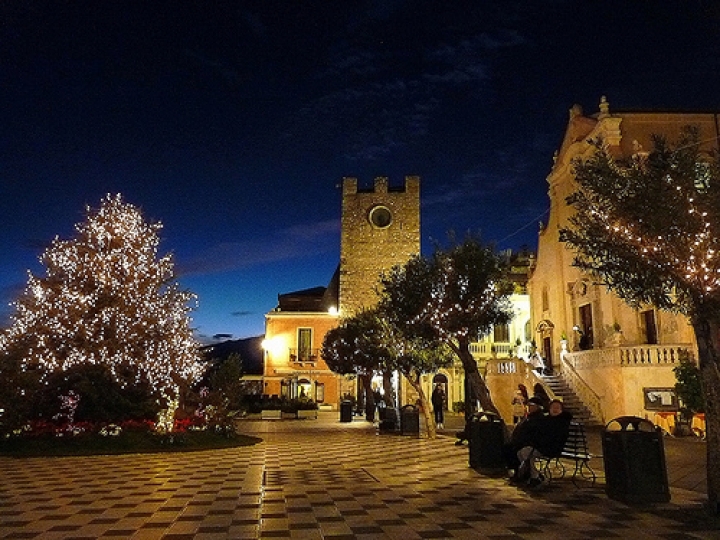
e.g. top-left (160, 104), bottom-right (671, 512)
top-left (400, 404), bottom-right (420, 435)
top-left (469, 411), bottom-right (506, 473)
top-left (340, 400), bottom-right (353, 423)
top-left (378, 407), bottom-right (398, 432)
top-left (602, 416), bottom-right (670, 503)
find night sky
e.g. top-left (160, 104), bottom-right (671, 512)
top-left (2, 1), bottom-right (720, 343)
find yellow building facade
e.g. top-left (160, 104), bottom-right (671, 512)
top-left (526, 97), bottom-right (719, 422)
top-left (262, 308), bottom-right (344, 406)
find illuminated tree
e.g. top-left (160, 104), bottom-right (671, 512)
top-left (379, 237), bottom-right (514, 418)
top-left (321, 308), bottom-right (452, 437)
top-left (0, 194), bottom-right (205, 426)
top-left (381, 324), bottom-right (454, 439)
top-left (321, 310), bottom-right (393, 421)
top-left (559, 127), bottom-right (720, 513)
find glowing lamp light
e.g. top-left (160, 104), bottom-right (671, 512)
top-left (262, 336), bottom-right (286, 356)
top-left (328, 306), bottom-right (339, 316)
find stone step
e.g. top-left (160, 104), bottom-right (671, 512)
top-left (538, 372), bottom-right (600, 425)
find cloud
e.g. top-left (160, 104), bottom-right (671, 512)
top-left (281, 17), bottom-right (527, 163)
top-left (231, 310), bottom-right (253, 317)
top-left (184, 49), bottom-right (244, 86)
top-left (177, 219), bottom-right (340, 276)
top-left (423, 171), bottom-right (510, 209)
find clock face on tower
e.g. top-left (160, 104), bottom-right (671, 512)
top-left (368, 205), bottom-right (392, 228)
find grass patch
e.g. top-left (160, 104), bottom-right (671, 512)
top-left (0, 430), bottom-right (262, 457)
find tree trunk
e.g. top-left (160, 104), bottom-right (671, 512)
top-left (382, 370), bottom-right (396, 408)
top-left (451, 336), bottom-right (500, 417)
top-left (403, 371), bottom-right (435, 439)
top-left (691, 312), bottom-right (720, 514)
top-left (361, 374), bottom-right (375, 422)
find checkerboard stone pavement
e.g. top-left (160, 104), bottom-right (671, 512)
top-left (0, 412), bottom-right (717, 539)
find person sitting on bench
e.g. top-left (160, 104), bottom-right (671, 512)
top-left (516, 399), bottom-right (573, 487)
top-left (503, 397), bottom-right (546, 482)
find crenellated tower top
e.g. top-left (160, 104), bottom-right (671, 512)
top-left (339, 176), bottom-right (420, 317)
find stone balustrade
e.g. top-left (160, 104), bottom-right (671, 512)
top-left (486, 343), bottom-right (697, 424)
top-left (485, 357), bottom-right (525, 375)
top-left (563, 344), bottom-right (695, 370)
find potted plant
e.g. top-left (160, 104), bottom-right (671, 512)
top-left (280, 398), bottom-right (298, 419)
top-left (611, 322), bottom-right (625, 346)
top-left (260, 396), bottom-right (283, 419)
top-left (674, 353), bottom-right (705, 435)
top-left (296, 399), bottom-right (319, 419)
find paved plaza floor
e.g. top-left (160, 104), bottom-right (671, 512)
top-left (0, 411), bottom-right (717, 539)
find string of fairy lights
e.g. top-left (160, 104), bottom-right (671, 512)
top-left (0, 194), bottom-right (205, 408)
top-left (584, 161), bottom-right (720, 295)
top-left (412, 258), bottom-right (507, 341)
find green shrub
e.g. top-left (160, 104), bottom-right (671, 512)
top-left (673, 351), bottom-right (705, 413)
top-left (296, 399), bottom-right (319, 410)
top-left (0, 351), bottom-right (43, 436)
top-left (36, 363), bottom-right (159, 423)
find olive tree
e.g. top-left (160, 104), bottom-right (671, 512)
top-left (321, 308), bottom-right (452, 437)
top-left (379, 237), bottom-right (514, 419)
top-left (560, 127), bottom-right (720, 513)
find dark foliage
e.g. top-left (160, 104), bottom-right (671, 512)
top-left (34, 363), bottom-right (160, 424)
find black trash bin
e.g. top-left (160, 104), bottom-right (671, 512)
top-left (340, 400), bottom-right (353, 423)
top-left (400, 404), bottom-right (420, 435)
top-left (602, 416), bottom-right (670, 503)
top-left (378, 407), bottom-right (398, 432)
top-left (469, 411), bottom-right (506, 473)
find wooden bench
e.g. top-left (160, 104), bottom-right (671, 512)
top-left (537, 421), bottom-right (596, 486)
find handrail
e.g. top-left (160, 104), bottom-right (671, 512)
top-left (560, 349), bottom-right (605, 425)
top-left (529, 370), bottom-right (558, 401)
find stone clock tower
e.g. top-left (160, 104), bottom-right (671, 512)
top-left (339, 176), bottom-right (420, 317)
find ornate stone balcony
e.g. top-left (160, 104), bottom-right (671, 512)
top-left (562, 344), bottom-right (695, 370)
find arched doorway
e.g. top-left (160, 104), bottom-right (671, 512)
top-left (536, 319), bottom-right (555, 369)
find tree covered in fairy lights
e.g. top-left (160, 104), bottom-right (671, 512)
top-left (559, 127), bottom-right (720, 514)
top-left (379, 237), bottom-right (514, 419)
top-left (321, 309), bottom-right (393, 421)
top-left (0, 194), bottom-right (205, 429)
top-left (381, 320), bottom-right (454, 439)
top-left (321, 308), bottom-right (452, 437)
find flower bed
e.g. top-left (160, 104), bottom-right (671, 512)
top-left (0, 417), bottom-right (260, 457)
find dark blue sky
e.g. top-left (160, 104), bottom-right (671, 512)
top-left (2, 1), bottom-right (719, 342)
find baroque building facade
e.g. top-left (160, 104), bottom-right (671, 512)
top-left (522, 97), bottom-right (719, 423)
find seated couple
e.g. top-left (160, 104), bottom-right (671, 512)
top-left (502, 397), bottom-right (572, 488)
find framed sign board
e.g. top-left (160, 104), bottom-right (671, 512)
top-left (643, 387), bottom-right (678, 411)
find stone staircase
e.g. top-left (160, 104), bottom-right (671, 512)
top-left (540, 374), bottom-right (600, 426)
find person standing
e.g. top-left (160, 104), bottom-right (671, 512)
top-left (518, 384), bottom-right (529, 402)
top-left (431, 384), bottom-right (445, 429)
